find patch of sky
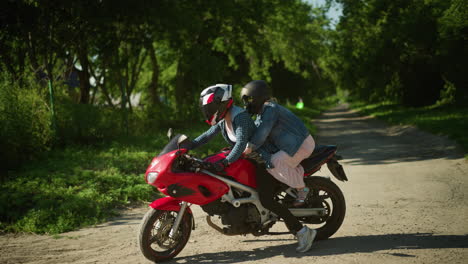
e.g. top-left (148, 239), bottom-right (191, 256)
top-left (304, 0), bottom-right (343, 28)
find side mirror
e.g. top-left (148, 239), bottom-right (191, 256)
top-left (167, 128), bottom-right (173, 140)
top-left (177, 135), bottom-right (188, 149)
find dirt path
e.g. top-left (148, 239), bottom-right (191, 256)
top-left (2, 104), bottom-right (467, 264)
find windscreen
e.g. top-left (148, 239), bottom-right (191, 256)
top-left (158, 134), bottom-right (193, 156)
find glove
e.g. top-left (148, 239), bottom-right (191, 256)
top-left (203, 159), bottom-right (228, 172)
top-left (213, 158), bottom-right (229, 172)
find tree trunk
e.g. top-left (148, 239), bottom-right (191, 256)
top-left (100, 81), bottom-right (114, 107)
top-left (27, 32), bottom-right (46, 83)
top-left (174, 59), bottom-right (192, 119)
top-left (77, 44), bottom-right (91, 104)
top-left (0, 52), bottom-right (17, 80)
top-left (126, 48), bottom-right (146, 112)
top-left (146, 42), bottom-right (160, 106)
top-left (88, 59), bottom-right (114, 107)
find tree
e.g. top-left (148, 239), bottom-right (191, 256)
top-left (326, 0), bottom-right (467, 106)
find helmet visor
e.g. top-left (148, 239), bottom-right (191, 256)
top-left (200, 100), bottom-right (220, 125)
top-left (241, 95), bottom-right (254, 107)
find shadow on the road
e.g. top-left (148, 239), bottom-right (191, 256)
top-left (314, 106), bottom-right (465, 165)
top-left (170, 233), bottom-right (468, 263)
top-left (311, 233), bottom-right (468, 256)
top-left (94, 214), bottom-right (142, 228)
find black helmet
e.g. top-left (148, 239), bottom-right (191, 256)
top-left (199, 84), bottom-right (233, 125)
top-left (240, 80), bottom-right (271, 115)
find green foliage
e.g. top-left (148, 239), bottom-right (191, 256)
top-left (437, 80), bottom-right (457, 105)
top-left (0, 115), bottom-right (244, 234)
top-left (0, 141), bottom-right (160, 234)
top-left (325, 0), bottom-right (468, 106)
top-left (55, 100), bottom-right (125, 145)
top-left (0, 73), bottom-right (53, 171)
top-left (1, 0), bottom-right (334, 152)
top-left (437, 0), bottom-right (468, 105)
top-left (0, 0), bottom-right (344, 234)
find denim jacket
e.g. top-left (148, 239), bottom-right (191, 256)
top-left (191, 106), bottom-right (272, 165)
top-left (248, 102), bottom-right (310, 160)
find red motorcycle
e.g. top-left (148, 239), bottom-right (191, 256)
top-left (138, 134), bottom-right (348, 262)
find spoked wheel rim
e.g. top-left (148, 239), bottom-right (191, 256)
top-left (303, 177), bottom-right (346, 240)
top-left (150, 212), bottom-right (181, 251)
top-left (139, 209), bottom-right (192, 262)
top-left (301, 186), bottom-right (335, 227)
top-left (276, 176), bottom-right (346, 240)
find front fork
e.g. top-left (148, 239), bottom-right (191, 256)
top-left (168, 201), bottom-right (189, 239)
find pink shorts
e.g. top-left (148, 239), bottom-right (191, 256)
top-left (267, 135), bottom-right (315, 188)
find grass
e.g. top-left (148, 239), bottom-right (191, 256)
top-left (0, 99), bottom-right (334, 234)
top-left (0, 122), bottom-right (226, 234)
top-left (350, 101), bottom-right (468, 158)
top-left (1, 139), bottom-right (160, 234)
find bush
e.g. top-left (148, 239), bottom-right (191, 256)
top-left (0, 144), bottom-right (158, 234)
top-left (0, 73), bottom-right (53, 172)
top-left (55, 100), bottom-right (125, 145)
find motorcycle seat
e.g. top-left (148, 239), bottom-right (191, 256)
top-left (300, 145), bottom-right (337, 174)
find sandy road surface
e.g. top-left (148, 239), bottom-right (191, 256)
top-left (2, 104), bottom-right (467, 264)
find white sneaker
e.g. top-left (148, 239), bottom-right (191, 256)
top-left (295, 226), bottom-right (317, 253)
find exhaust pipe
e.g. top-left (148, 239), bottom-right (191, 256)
top-left (206, 216), bottom-right (238, 236)
top-left (289, 208), bottom-right (326, 217)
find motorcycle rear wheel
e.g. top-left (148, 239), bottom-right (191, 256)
top-left (138, 208), bottom-right (192, 262)
top-left (301, 176), bottom-right (346, 240)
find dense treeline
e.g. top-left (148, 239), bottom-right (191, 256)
top-left (0, 0), bottom-right (332, 171)
top-left (1, 0), bottom-right (467, 172)
top-left (324, 0), bottom-right (467, 106)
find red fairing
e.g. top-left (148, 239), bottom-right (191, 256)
top-left (145, 149), bottom-right (230, 206)
top-left (149, 196), bottom-right (193, 214)
top-left (204, 151), bottom-right (257, 188)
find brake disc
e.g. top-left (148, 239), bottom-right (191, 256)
top-left (154, 216), bottom-right (179, 249)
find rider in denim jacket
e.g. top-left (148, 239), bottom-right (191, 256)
top-left (241, 80), bottom-right (318, 253)
top-left (247, 101), bottom-right (310, 161)
top-left (242, 81), bottom-right (316, 203)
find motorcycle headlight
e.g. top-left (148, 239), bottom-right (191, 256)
top-left (147, 172), bottom-right (159, 184)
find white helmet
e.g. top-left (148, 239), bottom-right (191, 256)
top-left (199, 84), bottom-right (234, 125)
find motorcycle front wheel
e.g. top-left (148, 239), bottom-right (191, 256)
top-left (138, 208), bottom-right (192, 262)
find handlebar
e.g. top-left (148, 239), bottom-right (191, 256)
top-left (182, 154), bottom-right (212, 172)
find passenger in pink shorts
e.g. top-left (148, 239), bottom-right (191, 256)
top-left (267, 135), bottom-right (315, 197)
top-left (241, 80), bottom-right (315, 207)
